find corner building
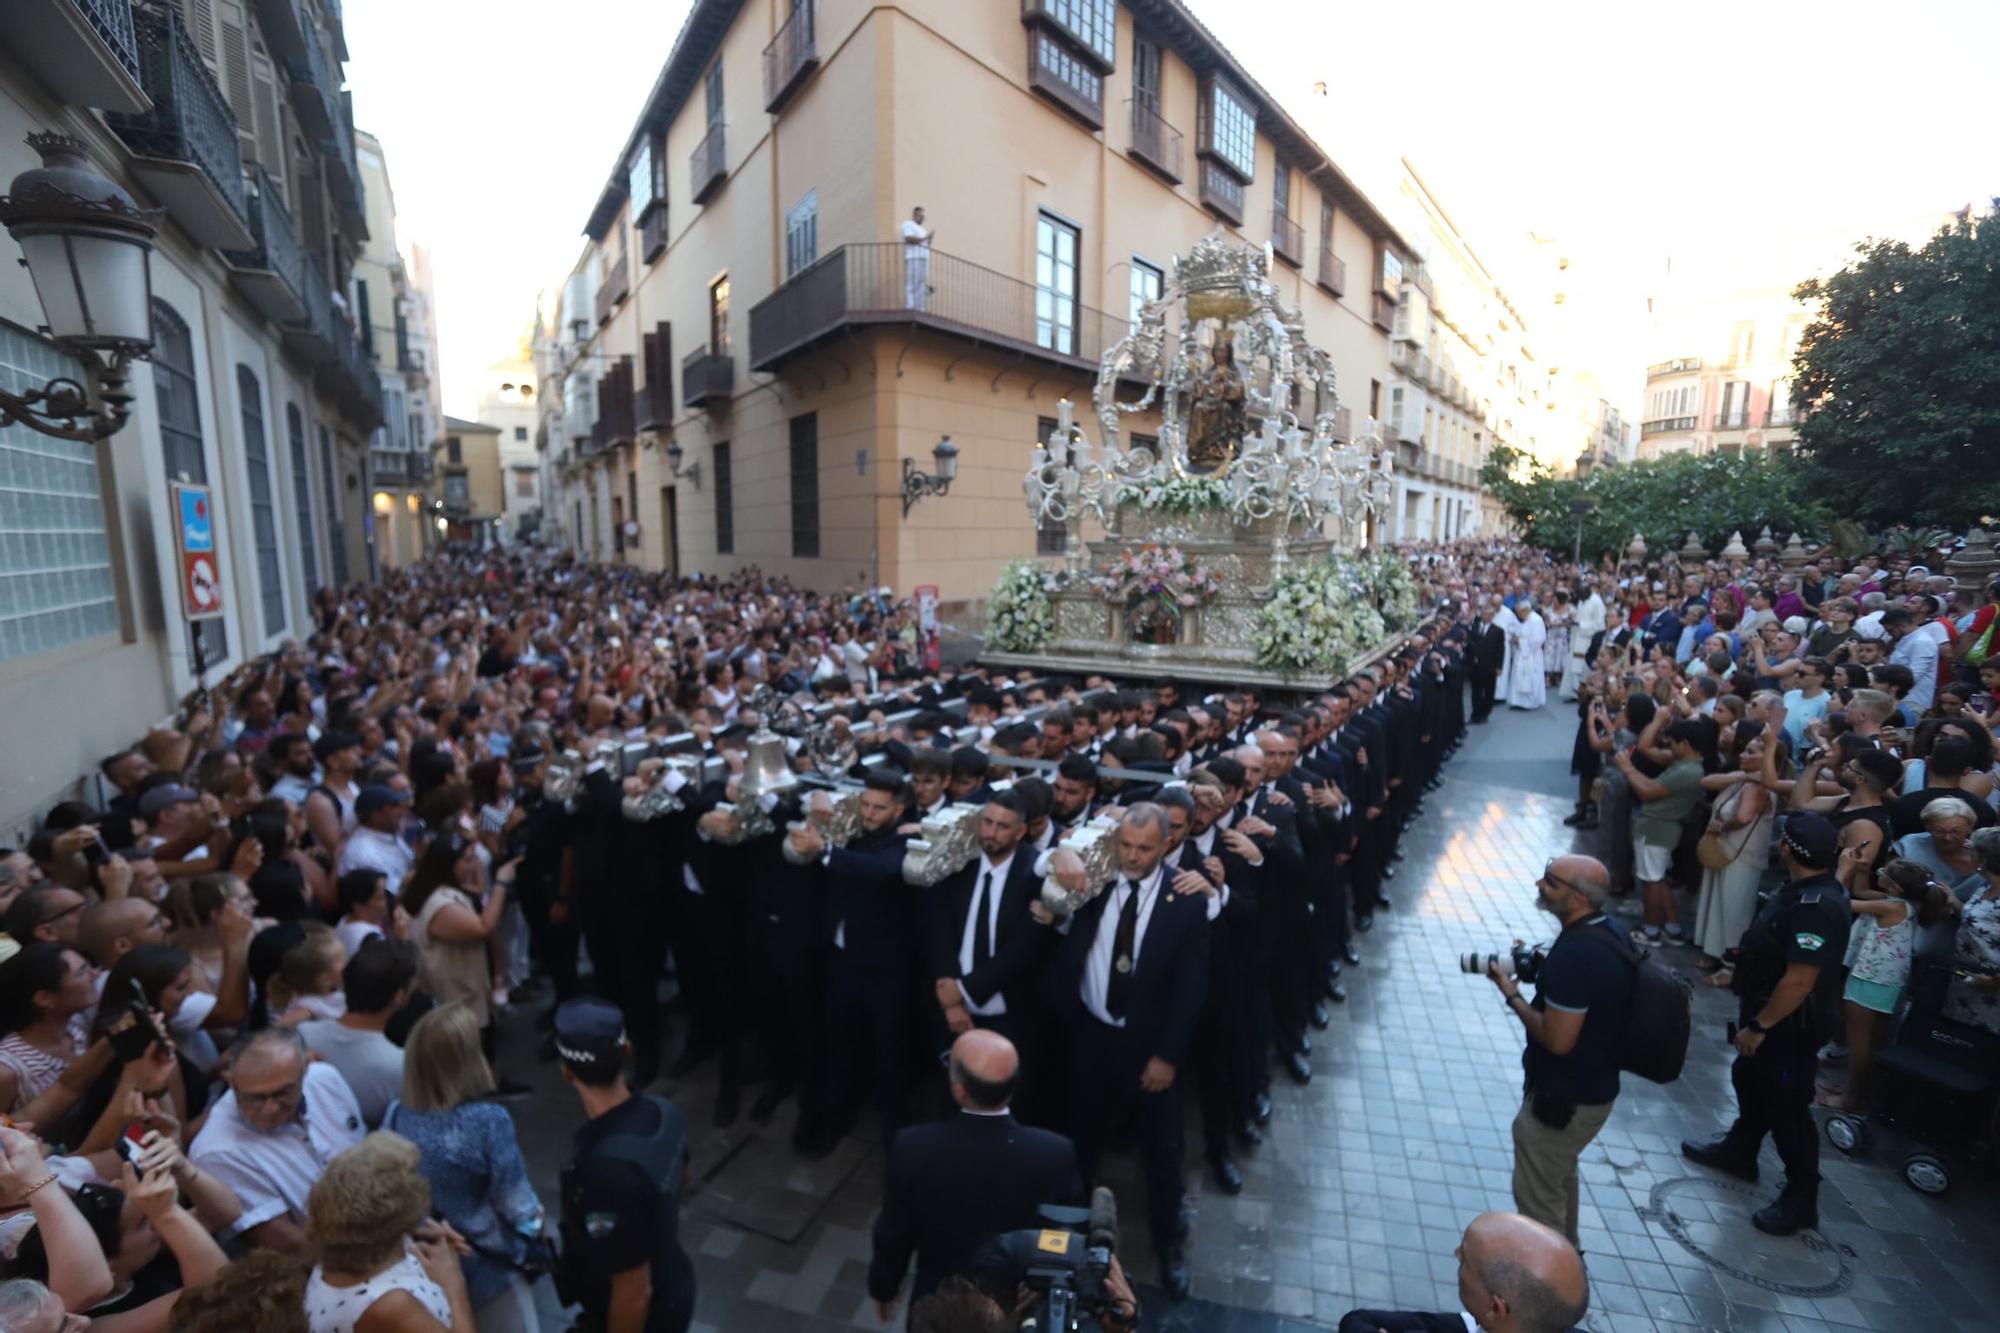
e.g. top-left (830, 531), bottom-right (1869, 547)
top-left (539, 0), bottom-right (1412, 605)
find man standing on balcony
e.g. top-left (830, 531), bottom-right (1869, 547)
top-left (902, 206), bottom-right (933, 310)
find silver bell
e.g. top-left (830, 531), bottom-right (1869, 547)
top-left (738, 728), bottom-right (800, 801)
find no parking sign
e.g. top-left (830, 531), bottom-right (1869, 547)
top-left (172, 482), bottom-right (226, 622)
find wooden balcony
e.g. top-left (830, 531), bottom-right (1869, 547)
top-left (639, 206), bottom-right (666, 264)
top-left (1026, 29), bottom-right (1103, 129)
top-left (748, 242), bottom-right (1128, 378)
top-left (1270, 209), bottom-right (1303, 268)
top-left (1372, 291), bottom-right (1395, 332)
top-left (0, 0), bottom-right (150, 113)
top-left (763, 0), bottom-right (819, 112)
top-left (690, 122), bottom-right (726, 204)
top-left (595, 256), bottom-right (628, 326)
top-left (1127, 97), bottom-right (1182, 183)
top-left (1318, 249), bottom-right (1345, 297)
top-left (1199, 159), bottom-right (1243, 226)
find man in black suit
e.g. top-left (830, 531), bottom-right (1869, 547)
top-left (867, 1030), bottom-right (1083, 1325)
top-left (1336, 1211), bottom-right (1589, 1333)
top-left (1470, 594), bottom-right (1509, 723)
top-left (927, 792), bottom-right (1059, 1121)
top-left (786, 772), bottom-right (916, 1153)
top-left (1046, 802), bottom-right (1209, 1301)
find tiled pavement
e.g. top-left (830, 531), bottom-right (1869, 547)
top-left (495, 701), bottom-right (2000, 1331)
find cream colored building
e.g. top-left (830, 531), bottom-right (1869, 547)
top-left (435, 415), bottom-right (504, 547)
top-left (535, 0), bottom-right (1411, 604)
top-left (355, 129), bottom-right (437, 569)
top-left (0, 0), bottom-right (385, 832)
top-left (467, 350), bottom-right (541, 542)
top-left (1638, 284), bottom-right (1808, 461)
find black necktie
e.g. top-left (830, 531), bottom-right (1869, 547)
top-left (1233, 799), bottom-right (1250, 823)
top-left (972, 870), bottom-right (993, 965)
top-left (1106, 879), bottom-right (1141, 1020)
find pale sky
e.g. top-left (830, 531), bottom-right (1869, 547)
top-left (342, 0), bottom-right (1995, 421)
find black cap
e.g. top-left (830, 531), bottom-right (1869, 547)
top-left (1781, 812), bottom-right (1839, 870)
top-left (551, 997), bottom-right (627, 1069)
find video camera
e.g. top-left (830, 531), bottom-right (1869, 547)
top-left (974, 1186), bottom-right (1124, 1332)
top-left (1460, 942), bottom-right (1549, 986)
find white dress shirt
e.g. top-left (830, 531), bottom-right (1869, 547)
top-left (336, 826), bottom-right (413, 884)
top-left (1081, 866), bottom-right (1165, 1027)
top-left (957, 851), bottom-right (1015, 1015)
top-left (190, 1061), bottom-right (364, 1236)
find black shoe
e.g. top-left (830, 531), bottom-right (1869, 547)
top-left (1285, 1051), bottom-right (1312, 1084)
top-left (1234, 1119), bottom-right (1264, 1147)
top-left (748, 1083), bottom-right (793, 1125)
top-left (1328, 958), bottom-right (1345, 980)
top-left (1160, 1245), bottom-right (1191, 1301)
top-left (1382, 865), bottom-right (1397, 881)
top-left (1562, 807), bottom-right (1587, 827)
top-left (1751, 1187), bottom-right (1817, 1236)
top-left (1681, 1136), bottom-right (1760, 1183)
top-left (1327, 983), bottom-right (1347, 1003)
top-left (1391, 849), bottom-right (1406, 863)
top-left (1252, 1091), bottom-right (1274, 1125)
top-left (713, 1084), bottom-right (741, 1129)
top-left (1310, 1002), bottom-right (1331, 1030)
top-left (1343, 943), bottom-right (1362, 965)
top-left (1576, 816), bottom-right (1600, 831)
top-left (1209, 1154), bottom-right (1244, 1194)
top-left (666, 1044), bottom-right (714, 1079)
top-left (1296, 1033), bottom-right (1312, 1055)
top-left (1355, 914), bottom-right (1374, 934)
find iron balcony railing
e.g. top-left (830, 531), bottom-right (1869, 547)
top-left (1318, 249), bottom-right (1345, 296)
top-left (1270, 209), bottom-right (1303, 267)
top-left (106, 4), bottom-right (247, 223)
top-left (763, 0), bottom-right (818, 111)
top-left (224, 164), bottom-right (306, 307)
top-left (285, 33), bottom-right (337, 138)
top-left (369, 448), bottom-right (431, 484)
top-left (682, 345), bottom-right (733, 409)
top-left (690, 122), bottom-right (726, 203)
top-left (1198, 159), bottom-right (1243, 225)
top-left (748, 242), bottom-right (1128, 375)
top-left (252, 0), bottom-right (309, 61)
top-left (74, 0), bottom-right (143, 84)
top-left (1127, 96), bottom-right (1182, 182)
top-left (1640, 416), bottom-right (1697, 437)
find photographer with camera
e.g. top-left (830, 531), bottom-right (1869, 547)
top-left (1483, 854), bottom-right (1628, 1247)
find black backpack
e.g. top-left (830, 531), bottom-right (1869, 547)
top-left (1573, 924), bottom-right (1694, 1084)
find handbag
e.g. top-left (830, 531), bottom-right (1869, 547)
top-left (1696, 793), bottom-right (1759, 871)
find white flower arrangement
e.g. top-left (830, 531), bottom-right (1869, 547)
top-left (1120, 474), bottom-right (1230, 515)
top-left (1254, 557), bottom-right (1388, 675)
top-left (1362, 552), bottom-right (1422, 631)
top-left (986, 559), bottom-right (1062, 652)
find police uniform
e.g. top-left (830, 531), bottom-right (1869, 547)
top-left (1684, 815), bottom-right (1850, 1234)
top-left (553, 999), bottom-right (698, 1333)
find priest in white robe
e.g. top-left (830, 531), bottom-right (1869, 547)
top-left (1507, 598), bottom-right (1548, 710)
top-left (1562, 582), bottom-right (1606, 701)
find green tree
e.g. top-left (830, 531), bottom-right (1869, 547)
top-left (1792, 205), bottom-right (2000, 528)
top-left (1477, 443), bottom-right (1830, 559)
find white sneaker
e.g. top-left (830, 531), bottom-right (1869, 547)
top-left (1629, 927), bottom-right (1662, 948)
top-left (1819, 1041), bottom-right (1848, 1064)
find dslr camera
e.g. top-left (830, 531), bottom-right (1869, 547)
top-left (1460, 942), bottom-right (1549, 985)
top-left (973, 1187), bottom-right (1123, 1331)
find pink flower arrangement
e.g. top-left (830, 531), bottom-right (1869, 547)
top-left (1090, 544), bottom-right (1225, 611)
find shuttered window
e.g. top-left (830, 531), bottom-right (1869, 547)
top-left (236, 366), bottom-right (286, 637)
top-left (713, 440), bottom-right (734, 554)
top-left (286, 404), bottom-right (318, 595)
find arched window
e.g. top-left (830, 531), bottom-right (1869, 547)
top-left (286, 404), bottom-right (319, 595)
top-left (151, 300), bottom-right (226, 661)
top-left (235, 365), bottom-right (286, 637)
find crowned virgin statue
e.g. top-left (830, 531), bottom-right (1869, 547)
top-left (1184, 330), bottom-right (1247, 475)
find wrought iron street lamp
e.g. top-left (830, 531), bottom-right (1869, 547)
top-left (902, 434), bottom-right (958, 516)
top-left (664, 438), bottom-right (702, 487)
top-left (1569, 497), bottom-right (1594, 565)
top-left (0, 133), bottom-right (158, 441)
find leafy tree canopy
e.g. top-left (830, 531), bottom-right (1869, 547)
top-left (1792, 204), bottom-right (2000, 528)
top-left (1477, 444), bottom-right (1830, 560)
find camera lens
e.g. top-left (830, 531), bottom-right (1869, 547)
top-left (1459, 952), bottom-right (1496, 974)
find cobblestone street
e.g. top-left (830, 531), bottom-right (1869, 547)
top-left (500, 702), bottom-right (2000, 1332)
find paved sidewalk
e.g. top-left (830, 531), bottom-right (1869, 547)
top-left (495, 701), bottom-right (2000, 1332)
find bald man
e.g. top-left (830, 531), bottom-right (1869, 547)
top-left (77, 897), bottom-right (168, 974)
top-left (1487, 854), bottom-right (1629, 1245)
top-left (1338, 1211), bottom-right (1589, 1333)
top-left (866, 1031), bottom-right (1082, 1327)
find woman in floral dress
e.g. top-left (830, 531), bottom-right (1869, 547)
top-left (1543, 589), bottom-right (1574, 684)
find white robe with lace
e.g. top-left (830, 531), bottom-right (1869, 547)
top-left (1507, 611), bottom-right (1548, 709)
top-left (1562, 593), bottom-right (1605, 700)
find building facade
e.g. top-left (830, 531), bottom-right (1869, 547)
top-left (1637, 286), bottom-right (1808, 461)
top-left (471, 351), bottom-right (540, 542)
top-left (535, 0), bottom-right (1413, 605)
top-left (0, 0), bottom-right (395, 832)
top-left (436, 415), bottom-right (504, 547)
top-left (355, 129), bottom-right (437, 569)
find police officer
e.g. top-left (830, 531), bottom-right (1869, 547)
top-left (1681, 812), bottom-right (1851, 1235)
top-left (554, 997), bottom-right (698, 1332)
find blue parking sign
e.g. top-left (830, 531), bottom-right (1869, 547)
top-left (178, 485), bottom-right (214, 553)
